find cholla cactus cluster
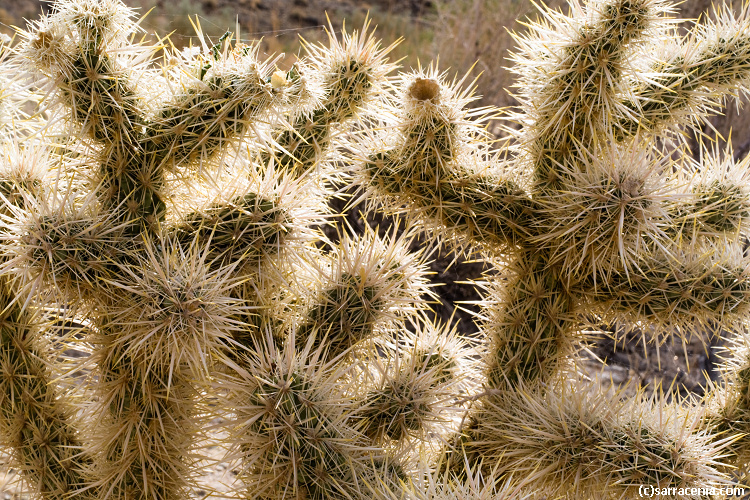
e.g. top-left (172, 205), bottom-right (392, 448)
top-left (3, 0), bottom-right (750, 498)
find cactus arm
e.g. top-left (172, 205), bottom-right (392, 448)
top-left (295, 230), bottom-right (430, 361)
top-left (702, 340), bottom-right (750, 468)
top-left (660, 148), bottom-right (750, 240)
top-left (23, 4), bottom-right (145, 149)
top-left (22, 3), bottom-right (166, 232)
top-left (88, 237), bottom-right (239, 500)
top-left (450, 382), bottom-right (727, 496)
top-left (359, 342), bottom-right (467, 444)
top-left (618, 7), bottom-right (750, 138)
top-left (0, 277), bottom-right (94, 499)
top-left (64, 51), bottom-right (143, 150)
top-left (23, 3), bottom-right (145, 165)
top-left (366, 149), bottom-right (535, 248)
top-left (170, 192), bottom-right (292, 271)
top-left (271, 25), bottom-right (396, 178)
top-left (272, 62), bottom-right (361, 177)
top-left (0, 58), bottom-right (94, 498)
top-left (11, 207), bottom-right (128, 307)
top-left (221, 339), bottom-right (396, 499)
top-left (296, 274), bottom-right (385, 359)
top-left (143, 48), bottom-right (297, 172)
top-left (273, 108), bottom-right (333, 178)
top-left (430, 173), bottom-right (535, 249)
top-left (25, 13), bottom-right (303, 233)
top-left (668, 177), bottom-right (750, 238)
top-left (363, 75), bottom-right (535, 249)
top-left (509, 0), bottom-right (665, 190)
top-left (479, 250), bottom-right (578, 388)
top-left (581, 250), bottom-right (750, 331)
top-left (91, 340), bottom-right (198, 500)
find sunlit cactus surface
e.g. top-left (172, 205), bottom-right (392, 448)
top-left (2, 0), bottom-right (750, 498)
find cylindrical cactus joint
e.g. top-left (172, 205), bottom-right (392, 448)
top-left (3, 0), bottom-right (750, 498)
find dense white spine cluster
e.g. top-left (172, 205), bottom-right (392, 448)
top-left (2, 0), bottom-right (750, 498)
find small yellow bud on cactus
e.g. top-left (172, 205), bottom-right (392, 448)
top-left (270, 70), bottom-right (288, 90)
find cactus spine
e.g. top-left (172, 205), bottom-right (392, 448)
top-left (2, 0), bottom-right (750, 499)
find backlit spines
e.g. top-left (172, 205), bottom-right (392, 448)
top-left (509, 0), bottom-right (672, 145)
top-left (307, 19), bottom-right (396, 123)
top-left (86, 337), bottom-right (199, 500)
top-left (167, 160), bottom-right (324, 281)
top-left (0, 41), bottom-right (37, 142)
top-left (0, 87), bottom-right (93, 496)
top-left (22, 1), bottom-right (160, 231)
top-left (85, 236), bottom-right (239, 500)
top-left (358, 341), bottom-right (467, 445)
top-left (388, 466), bottom-right (523, 500)
top-left (22, 0), bottom-right (137, 80)
top-left (669, 147), bottom-right (750, 239)
top-left (587, 245), bottom-right (750, 336)
top-left (363, 71), bottom-right (533, 250)
top-left (295, 227), bottom-right (433, 360)
top-left (101, 234), bottom-right (241, 379)
top-left (365, 0), bottom-right (750, 359)
top-left (531, 142), bottom-right (675, 282)
top-left (3, 191), bottom-right (130, 311)
top-left (0, 142), bottom-right (47, 215)
top-left (145, 44), bottom-right (308, 173)
top-left (272, 19), bottom-right (397, 178)
top-left (619, 2), bottom-right (750, 138)
top-left (0, 277), bottom-right (93, 499)
top-left (702, 334), bottom-right (750, 468)
top-left (478, 251), bottom-right (579, 388)
top-left (219, 338), bottom-right (388, 500)
top-left (447, 381), bottom-right (727, 498)
top-left (22, 2), bottom-right (316, 234)
top-left (21, 0), bottom-right (145, 149)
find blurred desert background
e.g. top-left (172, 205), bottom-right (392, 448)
top-left (1, 0), bottom-right (748, 421)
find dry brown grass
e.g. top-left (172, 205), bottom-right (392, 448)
top-left (433, 0), bottom-right (565, 111)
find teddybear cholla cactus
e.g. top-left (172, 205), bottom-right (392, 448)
top-left (0, 1), bottom-right (446, 498)
top-left (362, 0), bottom-right (750, 496)
top-left (3, 0), bottom-right (750, 498)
